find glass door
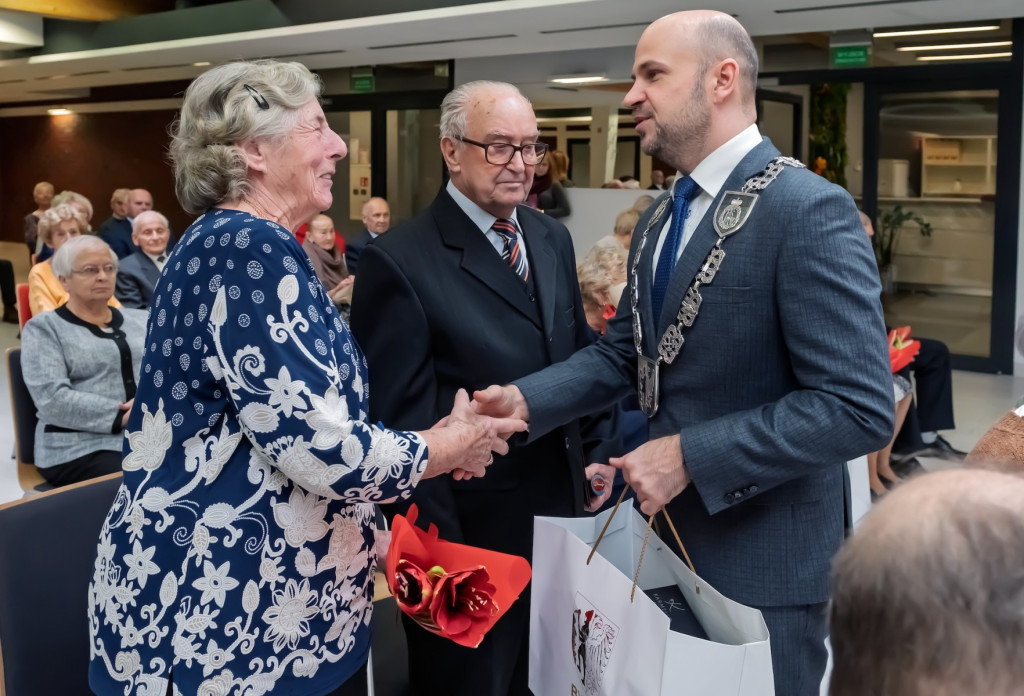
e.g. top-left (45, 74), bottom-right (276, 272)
top-left (866, 88), bottom-right (999, 363)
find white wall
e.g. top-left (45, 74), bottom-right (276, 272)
top-left (561, 188), bottom-right (661, 257)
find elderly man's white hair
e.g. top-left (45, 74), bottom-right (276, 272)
top-left (438, 81), bottom-right (533, 142)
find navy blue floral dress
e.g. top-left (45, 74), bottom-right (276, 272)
top-left (88, 209), bottom-right (428, 696)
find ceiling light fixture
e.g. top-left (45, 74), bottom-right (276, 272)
top-left (916, 52), bottom-right (1012, 61)
top-left (896, 41), bottom-right (1011, 52)
top-left (873, 25), bottom-right (1000, 38)
top-left (549, 74), bottom-right (608, 85)
top-left (193, 61), bottom-right (210, 67)
top-left (47, 108), bottom-right (72, 115)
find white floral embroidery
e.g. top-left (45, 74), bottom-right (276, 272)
top-left (262, 578), bottom-right (318, 652)
top-left (123, 540), bottom-right (159, 589)
top-left (272, 488), bottom-right (329, 548)
top-left (191, 561), bottom-right (239, 608)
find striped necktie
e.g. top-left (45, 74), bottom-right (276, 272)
top-left (492, 219), bottom-right (529, 283)
top-left (652, 176), bottom-right (701, 322)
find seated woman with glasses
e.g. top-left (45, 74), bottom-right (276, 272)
top-left (27, 204), bottom-right (122, 315)
top-left (21, 236), bottom-right (147, 487)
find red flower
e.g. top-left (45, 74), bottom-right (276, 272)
top-left (888, 326), bottom-right (920, 373)
top-left (393, 559), bottom-right (433, 615)
top-left (430, 566), bottom-right (498, 643)
top-left (385, 504), bottom-right (531, 648)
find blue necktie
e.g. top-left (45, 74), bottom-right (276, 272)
top-left (652, 176), bottom-right (701, 323)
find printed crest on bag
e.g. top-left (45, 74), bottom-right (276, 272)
top-left (570, 592), bottom-right (619, 695)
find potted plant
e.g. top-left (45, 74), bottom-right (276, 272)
top-left (873, 205), bottom-right (932, 294)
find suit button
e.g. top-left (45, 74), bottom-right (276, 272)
top-left (749, 485), bottom-right (758, 494)
top-left (734, 491), bottom-right (743, 500)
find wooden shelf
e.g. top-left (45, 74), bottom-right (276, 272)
top-left (921, 135), bottom-right (996, 197)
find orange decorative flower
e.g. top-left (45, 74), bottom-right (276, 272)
top-left (385, 504), bottom-right (531, 648)
top-left (813, 156), bottom-right (828, 176)
top-left (888, 326), bottom-right (920, 373)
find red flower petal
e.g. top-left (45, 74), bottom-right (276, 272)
top-left (393, 559), bottom-right (432, 615)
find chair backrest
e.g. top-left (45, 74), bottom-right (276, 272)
top-left (6, 348), bottom-right (45, 492)
top-left (0, 473), bottom-right (122, 696)
top-left (6, 348), bottom-right (34, 467)
top-left (15, 284), bottom-right (30, 330)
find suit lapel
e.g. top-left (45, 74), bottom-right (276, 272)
top-left (433, 193), bottom-right (541, 328)
top-left (519, 211), bottom-right (557, 338)
top-left (657, 139), bottom-right (781, 332)
top-left (140, 255), bottom-right (161, 286)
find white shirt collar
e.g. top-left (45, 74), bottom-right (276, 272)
top-left (682, 124), bottom-right (762, 200)
top-left (446, 179), bottom-right (522, 234)
top-left (145, 250), bottom-right (167, 266)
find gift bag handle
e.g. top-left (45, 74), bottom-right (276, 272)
top-left (586, 487), bottom-right (696, 602)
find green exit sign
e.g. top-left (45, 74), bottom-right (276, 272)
top-left (831, 45), bottom-right (871, 68)
top-left (350, 74), bottom-right (375, 93)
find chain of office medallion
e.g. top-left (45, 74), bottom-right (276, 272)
top-left (629, 156), bottom-right (805, 364)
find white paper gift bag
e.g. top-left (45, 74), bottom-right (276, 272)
top-left (529, 503), bottom-right (774, 696)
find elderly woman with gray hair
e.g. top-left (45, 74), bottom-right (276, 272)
top-left (21, 236), bottom-right (147, 487)
top-left (27, 203), bottom-right (123, 316)
top-left (87, 60), bottom-right (522, 696)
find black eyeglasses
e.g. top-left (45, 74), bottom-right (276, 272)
top-left (458, 137), bottom-right (548, 166)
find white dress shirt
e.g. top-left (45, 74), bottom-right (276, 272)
top-left (145, 251), bottom-right (168, 272)
top-left (446, 180), bottom-right (530, 276)
top-left (650, 124), bottom-right (763, 283)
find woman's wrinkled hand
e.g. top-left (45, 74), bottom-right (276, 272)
top-left (419, 389), bottom-right (527, 481)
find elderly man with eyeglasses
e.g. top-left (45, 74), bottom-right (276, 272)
top-left (114, 210), bottom-right (171, 309)
top-left (350, 80), bottom-right (622, 696)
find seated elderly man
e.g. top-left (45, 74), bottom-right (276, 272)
top-left (28, 204), bottom-right (122, 315)
top-left (114, 210), bottom-right (171, 308)
top-left (302, 213), bottom-right (354, 309)
top-left (21, 236), bottom-right (147, 487)
top-left (830, 468), bottom-right (1024, 696)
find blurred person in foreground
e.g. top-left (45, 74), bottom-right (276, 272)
top-left (830, 468), bottom-right (1024, 696)
top-left (474, 11), bottom-right (892, 694)
top-left (86, 60), bottom-right (523, 696)
top-left (22, 236), bottom-right (146, 487)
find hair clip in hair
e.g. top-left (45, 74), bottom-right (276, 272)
top-left (243, 84), bottom-right (270, 110)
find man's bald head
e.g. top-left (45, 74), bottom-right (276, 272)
top-left (127, 188), bottom-right (153, 218)
top-left (644, 11), bottom-right (758, 107)
top-left (830, 469), bottom-right (1024, 696)
top-left (361, 197), bottom-right (390, 235)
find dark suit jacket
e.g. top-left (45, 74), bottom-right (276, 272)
top-left (350, 189), bottom-right (620, 555)
top-left (98, 217), bottom-right (136, 259)
top-left (516, 138), bottom-right (894, 607)
top-left (114, 251), bottom-right (161, 309)
top-left (344, 229), bottom-right (374, 274)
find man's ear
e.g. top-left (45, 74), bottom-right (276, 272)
top-left (440, 137), bottom-right (461, 175)
top-left (238, 138), bottom-right (269, 174)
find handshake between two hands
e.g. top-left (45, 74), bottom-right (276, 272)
top-left (425, 385), bottom-right (622, 513)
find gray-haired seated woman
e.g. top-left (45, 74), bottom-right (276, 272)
top-left (21, 235), bottom-right (146, 487)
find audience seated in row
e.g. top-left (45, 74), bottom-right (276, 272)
top-left (21, 236), bottom-right (147, 488)
top-left (27, 204), bottom-right (122, 316)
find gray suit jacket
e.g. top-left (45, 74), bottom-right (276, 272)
top-left (515, 138), bottom-right (894, 606)
top-left (115, 250), bottom-right (161, 309)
